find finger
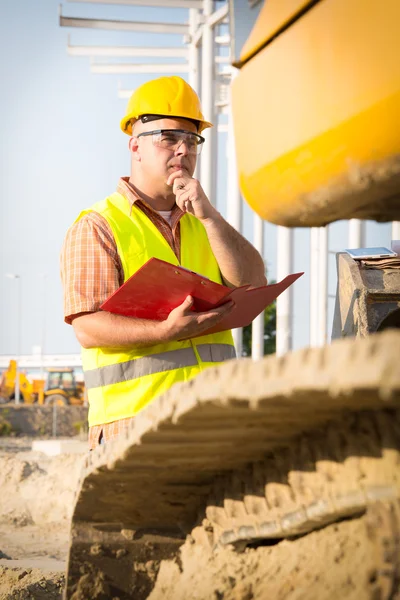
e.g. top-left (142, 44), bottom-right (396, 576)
top-left (167, 170), bottom-right (187, 187)
top-left (175, 195), bottom-right (188, 213)
top-left (173, 178), bottom-right (190, 196)
top-left (180, 295), bottom-right (194, 313)
top-left (166, 170), bottom-right (181, 186)
top-left (196, 311), bottom-right (226, 328)
top-left (175, 190), bottom-right (196, 212)
top-left (185, 200), bottom-right (195, 215)
top-left (175, 189), bottom-right (193, 205)
top-left (197, 300), bottom-right (235, 320)
top-left (216, 300), bottom-right (235, 314)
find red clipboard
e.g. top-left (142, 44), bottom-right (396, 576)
top-left (100, 258), bottom-right (304, 334)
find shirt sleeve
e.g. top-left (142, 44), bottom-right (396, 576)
top-left (60, 212), bottom-right (123, 324)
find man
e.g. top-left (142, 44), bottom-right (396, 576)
top-left (61, 76), bottom-right (267, 449)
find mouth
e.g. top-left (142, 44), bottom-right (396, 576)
top-left (169, 164), bottom-right (188, 171)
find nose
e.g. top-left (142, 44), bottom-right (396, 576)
top-left (174, 139), bottom-right (190, 156)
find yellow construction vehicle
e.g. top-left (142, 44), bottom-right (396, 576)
top-left (0, 360), bottom-right (85, 406)
top-left (43, 367), bottom-right (85, 406)
top-left (0, 360), bottom-right (39, 403)
top-left (230, 0), bottom-right (400, 227)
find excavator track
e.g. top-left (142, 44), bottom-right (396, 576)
top-left (65, 331), bottom-right (400, 600)
top-left (202, 408), bottom-right (400, 550)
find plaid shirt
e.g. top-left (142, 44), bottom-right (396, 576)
top-left (60, 177), bottom-right (184, 449)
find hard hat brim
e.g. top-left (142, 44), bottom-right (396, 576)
top-left (121, 113), bottom-right (213, 136)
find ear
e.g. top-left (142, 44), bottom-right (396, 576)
top-left (129, 136), bottom-right (141, 162)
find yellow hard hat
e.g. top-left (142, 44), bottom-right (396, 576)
top-left (120, 76), bottom-right (212, 135)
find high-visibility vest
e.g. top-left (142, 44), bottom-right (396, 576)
top-left (75, 192), bottom-right (236, 427)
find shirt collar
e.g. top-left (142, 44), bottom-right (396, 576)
top-left (116, 177), bottom-right (184, 220)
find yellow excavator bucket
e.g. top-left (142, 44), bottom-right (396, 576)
top-left (231, 0), bottom-right (400, 226)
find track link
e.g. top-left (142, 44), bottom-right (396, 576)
top-left (202, 409), bottom-right (400, 549)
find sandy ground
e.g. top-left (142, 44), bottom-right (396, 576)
top-left (149, 515), bottom-right (380, 600)
top-left (0, 436), bottom-right (395, 600)
top-left (0, 437), bottom-right (85, 600)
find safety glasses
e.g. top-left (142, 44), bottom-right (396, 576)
top-left (136, 129), bottom-right (205, 155)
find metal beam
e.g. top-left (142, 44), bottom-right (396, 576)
top-left (67, 0), bottom-right (203, 8)
top-left (60, 14), bottom-right (189, 34)
top-left (207, 3), bottom-right (228, 28)
top-left (215, 55), bottom-right (229, 63)
top-left (215, 34), bottom-right (230, 45)
top-left (68, 42), bottom-right (188, 58)
top-left (219, 64), bottom-right (234, 76)
top-left (118, 86), bottom-right (132, 99)
top-left (0, 354), bottom-right (82, 369)
top-left (191, 24), bottom-right (203, 47)
top-left (92, 62), bottom-right (189, 73)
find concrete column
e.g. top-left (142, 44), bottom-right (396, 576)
top-left (200, 0), bottom-right (215, 202)
top-left (392, 221), bottom-right (400, 241)
top-left (309, 227), bottom-right (320, 347)
top-left (348, 219), bottom-right (366, 248)
top-left (276, 226), bottom-right (293, 356)
top-left (252, 215), bottom-right (264, 360)
top-left (226, 94), bottom-right (242, 358)
top-left (188, 8), bottom-right (200, 93)
top-left (317, 226), bottom-right (329, 346)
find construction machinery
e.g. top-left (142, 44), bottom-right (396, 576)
top-left (0, 360), bottom-right (41, 404)
top-left (64, 1), bottom-right (400, 598)
top-left (44, 367), bottom-right (85, 406)
top-left (0, 361), bottom-right (85, 406)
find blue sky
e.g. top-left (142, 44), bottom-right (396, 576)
top-left (0, 0), bottom-right (393, 357)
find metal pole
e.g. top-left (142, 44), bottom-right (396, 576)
top-left (15, 277), bottom-right (21, 404)
top-left (392, 221), bottom-right (400, 240)
top-left (189, 7), bottom-right (201, 181)
top-left (188, 8), bottom-right (200, 93)
top-left (276, 227), bottom-right (293, 355)
top-left (68, 0), bottom-right (203, 6)
top-left (348, 219), bottom-right (366, 248)
top-left (226, 85), bottom-right (243, 357)
top-left (309, 228), bottom-right (320, 347)
top-left (40, 274), bottom-right (47, 381)
top-left (5, 274), bottom-right (21, 403)
top-left (200, 0), bottom-right (215, 202)
top-left (317, 226), bottom-right (328, 346)
top-left (52, 403), bottom-right (57, 438)
top-left (252, 215), bottom-right (264, 360)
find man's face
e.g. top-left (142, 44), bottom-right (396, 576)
top-left (130, 117), bottom-right (198, 185)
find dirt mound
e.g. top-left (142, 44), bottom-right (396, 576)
top-left (150, 511), bottom-right (384, 600)
top-left (0, 448), bottom-right (84, 527)
top-left (0, 566), bottom-right (64, 600)
top-left (0, 441), bottom-right (86, 598)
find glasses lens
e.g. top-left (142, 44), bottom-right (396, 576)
top-left (154, 131), bottom-right (203, 155)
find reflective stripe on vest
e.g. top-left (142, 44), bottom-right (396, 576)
top-left (84, 343), bottom-right (236, 390)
